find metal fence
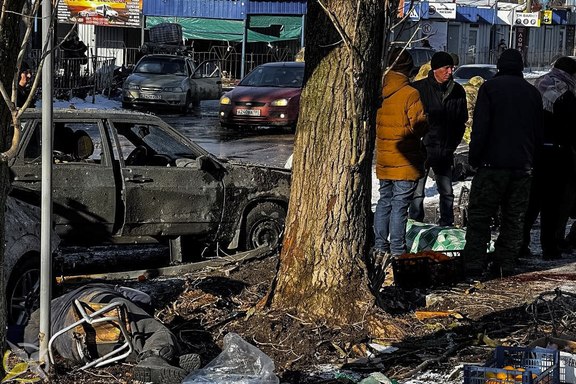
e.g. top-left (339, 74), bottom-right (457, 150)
top-left (124, 45), bottom-right (296, 80)
top-left (463, 47), bottom-right (572, 69)
top-left (26, 46), bottom-right (296, 98)
top-left (28, 48), bottom-right (117, 99)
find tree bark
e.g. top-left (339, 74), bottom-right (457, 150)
top-left (271, 0), bottom-right (384, 325)
top-left (0, 0), bottom-right (30, 365)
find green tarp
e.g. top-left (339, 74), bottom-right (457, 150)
top-left (406, 219), bottom-right (495, 253)
top-left (146, 15), bottom-right (302, 42)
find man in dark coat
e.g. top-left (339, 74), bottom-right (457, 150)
top-left (409, 51), bottom-right (468, 227)
top-left (463, 49), bottom-right (543, 278)
top-left (521, 56), bottom-right (576, 260)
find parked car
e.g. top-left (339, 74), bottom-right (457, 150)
top-left (122, 54), bottom-right (222, 112)
top-left (219, 61), bottom-right (304, 130)
top-left (452, 64), bottom-right (497, 85)
top-left (406, 47), bottom-right (435, 77)
top-left (10, 109), bottom-right (290, 259)
top-left (5, 196), bottom-right (60, 328)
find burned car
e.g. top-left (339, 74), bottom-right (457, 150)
top-left (9, 109), bottom-right (290, 260)
top-left (5, 196), bottom-right (60, 328)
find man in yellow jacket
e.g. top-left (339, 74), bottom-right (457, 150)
top-left (372, 48), bottom-right (428, 282)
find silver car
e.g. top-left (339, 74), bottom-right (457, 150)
top-left (122, 54), bottom-right (222, 112)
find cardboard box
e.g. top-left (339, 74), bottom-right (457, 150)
top-left (529, 336), bottom-right (576, 383)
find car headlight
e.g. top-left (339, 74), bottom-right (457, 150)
top-left (220, 96), bottom-right (231, 105)
top-left (125, 83), bottom-right (140, 90)
top-left (163, 87), bottom-right (183, 92)
top-left (271, 98), bottom-right (289, 107)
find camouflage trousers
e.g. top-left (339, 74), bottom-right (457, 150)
top-left (463, 167), bottom-right (531, 273)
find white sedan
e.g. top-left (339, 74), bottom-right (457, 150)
top-left (453, 64), bottom-right (498, 85)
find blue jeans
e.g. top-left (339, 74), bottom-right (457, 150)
top-left (409, 164), bottom-right (454, 226)
top-left (374, 179), bottom-right (418, 256)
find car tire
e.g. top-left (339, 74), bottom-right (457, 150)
top-left (245, 202), bottom-right (286, 250)
top-left (6, 254), bottom-right (40, 326)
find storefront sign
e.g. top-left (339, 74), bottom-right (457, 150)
top-left (427, 3), bottom-right (457, 20)
top-left (57, 0), bottom-right (142, 27)
top-left (514, 12), bottom-right (541, 28)
top-left (542, 10), bottom-right (553, 25)
top-left (515, 26), bottom-right (528, 51)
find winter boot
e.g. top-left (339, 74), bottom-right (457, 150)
top-left (179, 353), bottom-right (201, 373)
top-left (133, 355), bottom-right (187, 384)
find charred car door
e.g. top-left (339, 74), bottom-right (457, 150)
top-left (108, 119), bottom-right (225, 240)
top-left (189, 59), bottom-right (222, 101)
top-left (10, 118), bottom-right (117, 243)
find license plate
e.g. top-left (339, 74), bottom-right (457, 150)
top-left (236, 109), bottom-right (261, 116)
top-left (141, 93), bottom-right (161, 100)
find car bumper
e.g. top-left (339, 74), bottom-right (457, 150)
top-left (219, 105), bottom-right (298, 127)
top-left (123, 90), bottom-right (186, 107)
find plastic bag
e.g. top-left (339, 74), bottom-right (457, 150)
top-left (182, 332), bottom-right (279, 384)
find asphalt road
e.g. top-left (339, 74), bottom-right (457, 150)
top-left (161, 100), bottom-right (295, 169)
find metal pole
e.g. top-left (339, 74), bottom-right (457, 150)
top-left (39, 0), bottom-right (54, 368)
top-left (508, 8), bottom-right (515, 49)
top-left (300, 15), bottom-right (305, 49)
top-left (240, 15), bottom-right (249, 79)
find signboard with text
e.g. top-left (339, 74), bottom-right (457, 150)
top-left (57, 0), bottom-right (142, 27)
top-left (427, 3), bottom-right (457, 20)
top-left (514, 12), bottom-right (541, 28)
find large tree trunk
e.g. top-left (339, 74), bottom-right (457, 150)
top-left (0, 0), bottom-right (30, 363)
top-left (271, 0), bottom-right (384, 325)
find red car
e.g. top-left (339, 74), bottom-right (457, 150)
top-left (219, 61), bottom-right (304, 131)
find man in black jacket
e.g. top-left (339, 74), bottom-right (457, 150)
top-left (521, 56), bottom-right (576, 260)
top-left (463, 49), bottom-right (543, 278)
top-left (410, 51), bottom-right (468, 227)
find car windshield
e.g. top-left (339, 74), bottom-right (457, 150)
top-left (134, 57), bottom-right (186, 75)
top-left (454, 66), bottom-right (498, 80)
top-left (239, 65), bottom-right (304, 88)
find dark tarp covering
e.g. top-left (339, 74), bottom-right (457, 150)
top-left (146, 15), bottom-right (302, 42)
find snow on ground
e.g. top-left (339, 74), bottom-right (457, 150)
top-left (36, 94), bottom-right (123, 110)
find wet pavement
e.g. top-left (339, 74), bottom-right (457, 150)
top-left (161, 100), bottom-right (295, 168)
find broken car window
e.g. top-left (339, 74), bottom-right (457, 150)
top-left (113, 122), bottom-right (197, 166)
top-left (23, 121), bottom-right (103, 164)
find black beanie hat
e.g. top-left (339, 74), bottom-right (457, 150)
top-left (431, 51), bottom-right (454, 70)
top-left (388, 48), bottom-right (414, 76)
top-left (497, 49), bottom-right (524, 72)
top-left (554, 56), bottom-right (576, 75)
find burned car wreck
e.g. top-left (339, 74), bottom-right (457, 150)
top-left (9, 109), bottom-right (290, 261)
top-left (5, 196), bottom-right (60, 328)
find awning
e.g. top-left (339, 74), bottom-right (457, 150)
top-left (146, 15), bottom-right (302, 43)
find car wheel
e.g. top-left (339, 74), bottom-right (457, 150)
top-left (245, 202), bottom-right (286, 250)
top-left (7, 254), bottom-right (40, 326)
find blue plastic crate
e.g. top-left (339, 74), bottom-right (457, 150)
top-left (463, 346), bottom-right (560, 384)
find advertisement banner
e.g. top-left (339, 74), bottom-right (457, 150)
top-left (427, 3), bottom-right (457, 20)
top-left (57, 0), bottom-right (142, 27)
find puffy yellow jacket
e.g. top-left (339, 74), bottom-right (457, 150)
top-left (376, 71), bottom-right (428, 181)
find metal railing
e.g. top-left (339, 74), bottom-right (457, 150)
top-left (27, 48), bottom-right (116, 99)
top-left (26, 47), bottom-right (296, 98)
top-left (462, 47), bottom-right (573, 69)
